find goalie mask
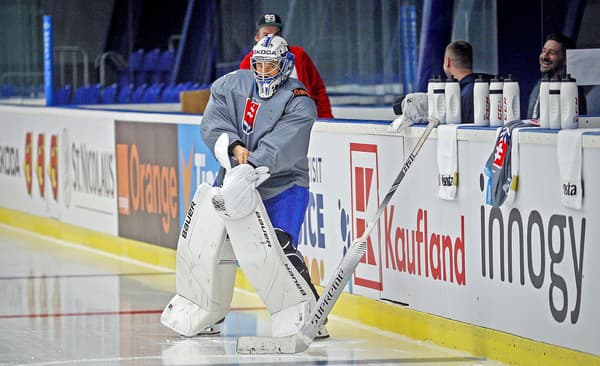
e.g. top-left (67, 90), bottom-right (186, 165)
top-left (251, 34), bottom-right (295, 99)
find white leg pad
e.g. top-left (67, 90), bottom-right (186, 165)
top-left (223, 191), bottom-right (316, 337)
top-left (161, 183), bottom-right (237, 336)
top-left (271, 300), bottom-right (312, 338)
top-left (161, 294), bottom-right (219, 337)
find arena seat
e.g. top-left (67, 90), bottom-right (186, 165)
top-left (131, 83), bottom-right (148, 102)
top-left (160, 83), bottom-right (178, 102)
top-left (156, 49), bottom-right (175, 83)
top-left (142, 48), bottom-right (161, 84)
top-left (141, 82), bottom-right (164, 102)
top-left (117, 83), bottom-right (133, 103)
top-left (100, 83), bottom-right (118, 104)
top-left (54, 85), bottom-right (72, 105)
top-left (128, 49), bottom-right (146, 86)
top-left (71, 86), bottom-right (88, 104)
top-left (88, 84), bottom-right (102, 104)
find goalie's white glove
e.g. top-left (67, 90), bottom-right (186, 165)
top-left (210, 164), bottom-right (270, 220)
top-left (388, 92), bottom-right (429, 133)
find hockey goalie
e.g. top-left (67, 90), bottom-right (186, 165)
top-left (160, 34), bottom-right (328, 340)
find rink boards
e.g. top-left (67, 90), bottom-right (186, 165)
top-left (0, 104), bottom-right (599, 363)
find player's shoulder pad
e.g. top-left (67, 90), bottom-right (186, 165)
top-left (291, 88), bottom-right (311, 98)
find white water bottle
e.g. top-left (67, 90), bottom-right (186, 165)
top-left (473, 75), bottom-right (489, 125)
top-left (548, 76), bottom-right (561, 129)
top-left (427, 74), bottom-right (436, 119)
top-left (538, 74), bottom-right (551, 128)
top-left (503, 74), bottom-right (520, 123)
top-left (560, 74), bottom-right (579, 129)
top-left (445, 75), bottom-right (461, 124)
top-left (431, 75), bottom-right (446, 124)
top-left (489, 75), bottom-right (504, 127)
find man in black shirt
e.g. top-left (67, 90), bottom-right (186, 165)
top-left (527, 33), bottom-right (587, 119)
top-left (443, 40), bottom-right (484, 124)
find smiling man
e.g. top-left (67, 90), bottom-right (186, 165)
top-left (527, 33), bottom-right (587, 119)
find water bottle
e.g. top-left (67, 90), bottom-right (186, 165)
top-left (548, 75), bottom-right (561, 129)
top-left (538, 74), bottom-right (551, 128)
top-left (560, 74), bottom-right (579, 129)
top-left (445, 75), bottom-right (461, 124)
top-left (431, 75), bottom-right (446, 124)
top-left (427, 74), bottom-right (436, 120)
top-left (489, 75), bottom-right (504, 127)
top-left (503, 74), bottom-right (520, 123)
top-left (473, 75), bottom-right (489, 126)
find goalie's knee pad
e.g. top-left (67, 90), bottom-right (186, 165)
top-left (161, 183), bottom-right (237, 337)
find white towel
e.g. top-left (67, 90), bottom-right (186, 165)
top-left (557, 129), bottom-right (584, 209)
top-left (437, 124), bottom-right (459, 200)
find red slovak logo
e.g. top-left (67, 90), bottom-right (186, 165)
top-left (492, 129), bottom-right (510, 169)
top-left (36, 133), bottom-right (45, 197)
top-left (24, 132), bottom-right (33, 195)
top-left (242, 98), bottom-right (260, 134)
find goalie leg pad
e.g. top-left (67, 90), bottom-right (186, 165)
top-left (161, 183), bottom-right (236, 337)
top-left (223, 192), bottom-right (316, 337)
top-left (275, 229), bottom-right (329, 340)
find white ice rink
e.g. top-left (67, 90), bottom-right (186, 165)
top-left (0, 223), bottom-right (505, 366)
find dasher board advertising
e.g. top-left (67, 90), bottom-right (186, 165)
top-left (305, 123), bottom-right (599, 356)
top-left (115, 121), bottom-right (180, 249)
top-left (0, 108), bottom-right (117, 234)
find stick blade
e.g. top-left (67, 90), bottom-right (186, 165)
top-left (236, 335), bottom-right (299, 354)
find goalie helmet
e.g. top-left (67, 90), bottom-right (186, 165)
top-left (251, 34), bottom-right (295, 99)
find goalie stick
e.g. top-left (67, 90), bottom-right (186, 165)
top-left (236, 116), bottom-right (440, 354)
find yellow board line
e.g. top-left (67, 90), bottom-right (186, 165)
top-left (0, 207), bottom-right (597, 366)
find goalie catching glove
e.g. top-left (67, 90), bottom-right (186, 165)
top-left (210, 164), bottom-right (270, 220)
top-left (388, 92), bottom-right (428, 133)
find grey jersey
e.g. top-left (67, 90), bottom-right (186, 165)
top-left (201, 69), bottom-right (317, 199)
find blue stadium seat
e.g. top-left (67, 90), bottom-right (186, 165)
top-left (1, 83), bottom-right (18, 97)
top-left (141, 82), bottom-right (164, 103)
top-left (71, 86), bottom-right (88, 104)
top-left (160, 83), bottom-right (180, 102)
top-left (87, 84), bottom-right (102, 104)
top-left (129, 49), bottom-right (144, 71)
top-left (142, 48), bottom-right (161, 84)
top-left (117, 83), bottom-right (133, 103)
top-left (117, 69), bottom-right (131, 89)
top-left (100, 83), bottom-right (118, 104)
top-left (128, 49), bottom-right (146, 86)
top-left (157, 49), bottom-right (175, 83)
top-left (71, 85), bottom-right (101, 104)
top-left (131, 83), bottom-right (148, 103)
top-left (54, 85), bottom-right (72, 105)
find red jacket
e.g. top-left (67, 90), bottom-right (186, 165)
top-left (240, 45), bottom-right (333, 118)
